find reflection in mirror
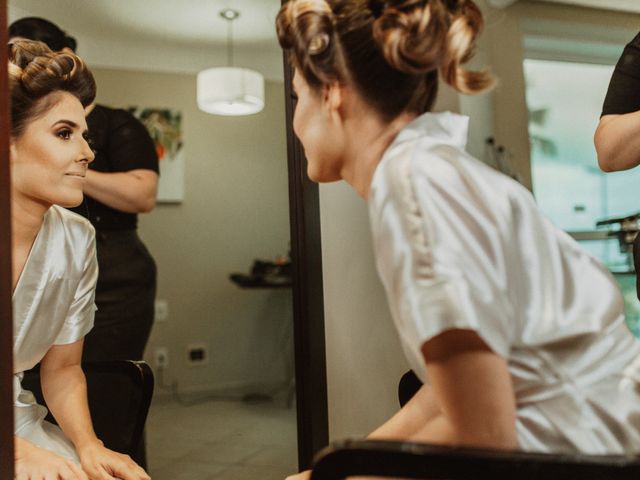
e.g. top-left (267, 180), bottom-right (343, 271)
top-left (8, 1), bottom-right (297, 479)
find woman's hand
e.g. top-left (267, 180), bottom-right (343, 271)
top-left (15, 437), bottom-right (88, 480)
top-left (77, 442), bottom-right (150, 480)
top-left (286, 471), bottom-right (310, 480)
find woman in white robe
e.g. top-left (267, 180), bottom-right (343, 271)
top-left (275, 1), bottom-right (640, 479)
top-left (10, 40), bottom-right (149, 480)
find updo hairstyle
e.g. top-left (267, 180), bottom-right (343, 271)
top-left (276, 0), bottom-right (494, 121)
top-left (8, 39), bottom-right (96, 138)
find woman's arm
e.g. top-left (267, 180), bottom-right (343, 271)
top-left (368, 384), bottom-right (441, 440)
top-left (40, 340), bottom-right (100, 452)
top-left (370, 329), bottom-right (517, 449)
top-left (595, 112), bottom-right (640, 172)
top-left (40, 340), bottom-right (150, 480)
top-left (83, 169), bottom-right (158, 213)
top-left (411, 329), bottom-right (517, 449)
top-left (285, 329), bottom-right (517, 480)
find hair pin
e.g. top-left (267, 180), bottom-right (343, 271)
top-left (309, 33), bottom-right (330, 55)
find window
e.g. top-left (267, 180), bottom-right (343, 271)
top-left (524, 58), bottom-right (640, 336)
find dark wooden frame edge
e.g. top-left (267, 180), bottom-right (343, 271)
top-left (282, 38), bottom-right (330, 470)
top-left (1, 0), bottom-right (15, 478)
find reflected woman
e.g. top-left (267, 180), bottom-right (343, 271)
top-left (277, 1), bottom-right (640, 478)
top-left (10, 39), bottom-right (149, 480)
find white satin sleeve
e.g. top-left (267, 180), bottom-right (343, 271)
top-left (369, 142), bottom-right (515, 377)
top-left (54, 228), bottom-right (98, 345)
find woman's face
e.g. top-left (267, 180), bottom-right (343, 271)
top-left (11, 91), bottom-right (94, 210)
top-left (292, 69), bottom-right (344, 183)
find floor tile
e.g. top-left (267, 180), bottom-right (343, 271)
top-left (145, 396), bottom-right (298, 479)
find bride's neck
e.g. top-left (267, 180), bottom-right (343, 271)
top-left (11, 195), bottom-right (48, 248)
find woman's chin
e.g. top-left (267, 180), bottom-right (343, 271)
top-left (307, 166), bottom-right (341, 184)
top-left (56, 194), bottom-right (84, 209)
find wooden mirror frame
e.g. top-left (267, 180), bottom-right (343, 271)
top-left (1, 0), bottom-right (15, 478)
top-left (282, 37), bottom-right (330, 469)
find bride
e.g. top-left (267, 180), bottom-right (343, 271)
top-left (10, 39), bottom-right (149, 480)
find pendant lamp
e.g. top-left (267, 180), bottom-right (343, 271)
top-left (197, 8), bottom-right (265, 116)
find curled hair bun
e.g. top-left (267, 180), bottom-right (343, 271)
top-left (277, 0), bottom-right (493, 120)
top-left (276, 0), bottom-right (341, 87)
top-left (372, 0), bottom-right (450, 75)
top-left (372, 0), bottom-right (494, 94)
top-left (8, 39), bottom-right (96, 136)
top-left (9, 40), bottom-right (94, 103)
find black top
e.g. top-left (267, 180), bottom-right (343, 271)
top-left (70, 105), bottom-right (159, 231)
top-left (602, 32), bottom-right (640, 116)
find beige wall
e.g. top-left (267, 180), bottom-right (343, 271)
top-left (92, 68), bottom-right (292, 395)
top-left (322, 0), bottom-right (640, 440)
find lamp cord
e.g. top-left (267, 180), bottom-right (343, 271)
top-left (227, 16), bottom-right (234, 67)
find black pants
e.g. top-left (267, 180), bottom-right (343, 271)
top-left (82, 230), bottom-right (156, 469)
top-left (83, 230), bottom-right (157, 362)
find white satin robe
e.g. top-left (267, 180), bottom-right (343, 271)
top-left (368, 111), bottom-right (640, 454)
top-left (13, 204), bottom-right (98, 462)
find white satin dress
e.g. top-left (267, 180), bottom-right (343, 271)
top-left (13, 205), bottom-right (98, 462)
top-left (369, 111), bottom-right (640, 454)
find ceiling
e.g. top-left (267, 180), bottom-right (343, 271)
top-left (489, 0), bottom-right (640, 12)
top-left (7, 0), bottom-right (639, 79)
top-left (8, 0), bottom-right (285, 79)
top-left (9, 0), bottom-right (282, 46)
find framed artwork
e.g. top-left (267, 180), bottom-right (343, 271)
top-left (129, 107), bottom-right (185, 203)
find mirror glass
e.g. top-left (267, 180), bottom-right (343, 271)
top-left (8, 1), bottom-right (297, 479)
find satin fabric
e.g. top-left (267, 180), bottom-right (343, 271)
top-left (368, 111), bottom-right (640, 454)
top-left (13, 205), bottom-right (98, 461)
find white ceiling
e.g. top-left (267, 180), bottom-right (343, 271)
top-left (537, 0), bottom-right (640, 12)
top-left (8, 0), bottom-right (285, 79)
top-left (9, 0), bottom-right (282, 45)
top-left (8, 0), bottom-right (639, 79)
top-left (489, 0), bottom-right (640, 12)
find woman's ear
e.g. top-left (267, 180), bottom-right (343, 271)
top-left (9, 140), bottom-right (17, 165)
top-left (323, 81), bottom-right (344, 120)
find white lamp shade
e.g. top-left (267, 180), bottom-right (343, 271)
top-left (197, 67), bottom-right (265, 116)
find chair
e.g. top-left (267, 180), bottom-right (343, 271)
top-left (21, 360), bottom-right (154, 466)
top-left (308, 370), bottom-right (640, 480)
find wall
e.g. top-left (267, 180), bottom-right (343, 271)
top-left (322, 0), bottom-right (640, 440)
top-left (92, 67), bottom-right (292, 395)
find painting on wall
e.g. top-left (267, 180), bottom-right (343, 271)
top-left (129, 107), bottom-right (185, 203)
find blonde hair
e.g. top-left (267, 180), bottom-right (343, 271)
top-left (8, 39), bottom-right (96, 137)
top-left (277, 0), bottom-right (494, 119)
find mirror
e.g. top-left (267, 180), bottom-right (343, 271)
top-left (7, 1), bottom-right (301, 479)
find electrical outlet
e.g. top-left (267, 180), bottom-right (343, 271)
top-left (186, 343), bottom-right (208, 366)
top-left (154, 300), bottom-right (169, 322)
top-left (154, 347), bottom-right (169, 367)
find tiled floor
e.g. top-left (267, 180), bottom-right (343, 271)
top-left (146, 396), bottom-right (298, 480)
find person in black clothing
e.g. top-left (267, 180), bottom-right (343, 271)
top-left (9, 17), bottom-right (159, 363)
top-left (595, 32), bottom-right (640, 298)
